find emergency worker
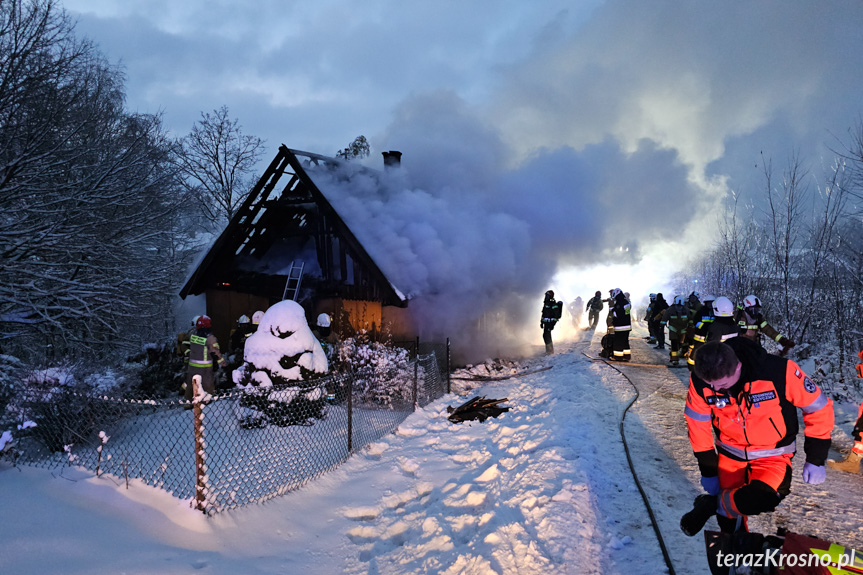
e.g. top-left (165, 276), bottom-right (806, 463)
top-left (651, 293), bottom-right (669, 349)
top-left (683, 292), bottom-right (702, 348)
top-left (176, 315), bottom-right (200, 358)
top-left (184, 315), bottom-right (227, 402)
top-left (735, 295), bottom-right (795, 356)
top-left (541, 290), bottom-right (563, 355)
top-left (585, 291), bottom-right (604, 331)
top-left (661, 296), bottom-right (689, 366)
top-left (680, 338), bottom-right (833, 537)
top-left (687, 296), bottom-right (734, 368)
top-left (229, 314), bottom-right (255, 356)
top-left (251, 310), bottom-right (265, 328)
top-left (645, 294), bottom-right (657, 343)
top-left (568, 296), bottom-right (584, 329)
top-left (827, 348), bottom-right (863, 474)
top-left (609, 288), bottom-right (631, 361)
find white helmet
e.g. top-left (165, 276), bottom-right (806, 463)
top-left (649, 293), bottom-right (656, 300)
top-left (712, 296), bottom-right (734, 317)
top-left (611, 288), bottom-right (622, 298)
top-left (743, 295), bottom-right (761, 309)
top-left (703, 294), bottom-right (716, 303)
top-left (316, 313), bottom-right (331, 328)
top-left (252, 310), bottom-right (264, 325)
top-left (673, 295), bottom-right (685, 306)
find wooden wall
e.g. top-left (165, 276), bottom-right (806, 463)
top-left (206, 289), bottom-right (272, 350)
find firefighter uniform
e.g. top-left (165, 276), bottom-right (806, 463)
top-left (610, 289), bottom-right (631, 361)
top-left (684, 337), bottom-right (833, 532)
top-left (735, 306), bottom-right (794, 355)
top-left (541, 291), bottom-right (563, 355)
top-left (661, 298), bottom-right (690, 365)
top-left (585, 291), bottom-right (604, 331)
top-left (185, 319), bottom-right (227, 401)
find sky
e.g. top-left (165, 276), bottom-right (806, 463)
top-left (62, 0), bottom-right (863, 340)
top-left (3, 333), bottom-right (861, 574)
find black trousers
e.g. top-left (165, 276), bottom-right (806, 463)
top-left (613, 330), bottom-right (630, 360)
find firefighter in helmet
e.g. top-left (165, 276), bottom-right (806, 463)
top-left (735, 295), bottom-right (795, 356)
top-left (184, 315), bottom-right (227, 402)
top-left (541, 290), bottom-right (563, 354)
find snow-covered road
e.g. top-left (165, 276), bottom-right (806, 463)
top-left (1, 327), bottom-right (861, 574)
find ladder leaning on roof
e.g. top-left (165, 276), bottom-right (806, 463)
top-left (282, 261), bottom-right (304, 301)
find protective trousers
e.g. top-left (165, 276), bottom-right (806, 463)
top-left (612, 330), bottom-right (630, 360)
top-left (716, 452), bottom-right (793, 533)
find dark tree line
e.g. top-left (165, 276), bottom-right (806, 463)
top-left (672, 119), bottom-right (863, 387)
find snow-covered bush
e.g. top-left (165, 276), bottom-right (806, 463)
top-left (232, 301), bottom-right (329, 428)
top-left (334, 333), bottom-right (414, 408)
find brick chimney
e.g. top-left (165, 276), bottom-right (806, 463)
top-left (382, 150), bottom-right (402, 169)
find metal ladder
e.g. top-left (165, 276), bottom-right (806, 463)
top-left (282, 261), bottom-right (304, 301)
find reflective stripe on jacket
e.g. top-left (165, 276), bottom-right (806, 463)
top-left (611, 295), bottom-right (631, 331)
top-left (187, 331), bottom-right (224, 369)
top-left (684, 337), bottom-right (833, 469)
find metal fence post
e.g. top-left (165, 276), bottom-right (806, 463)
top-left (446, 337), bottom-right (451, 394)
top-left (192, 374), bottom-right (207, 514)
top-left (347, 375), bottom-right (353, 453)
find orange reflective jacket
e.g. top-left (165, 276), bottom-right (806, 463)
top-left (685, 337), bottom-right (833, 473)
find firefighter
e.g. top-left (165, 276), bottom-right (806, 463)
top-left (644, 293), bottom-right (657, 343)
top-left (680, 338), bottom-right (833, 537)
top-left (609, 288), bottom-right (631, 361)
top-left (184, 315), bottom-right (227, 402)
top-left (826, 348), bottom-right (863, 473)
top-left (686, 295), bottom-right (733, 368)
top-left (229, 314), bottom-right (255, 357)
top-left (735, 295), bottom-right (795, 356)
top-left (585, 290), bottom-right (603, 331)
top-left (683, 292), bottom-right (703, 348)
top-left (661, 295), bottom-right (689, 366)
top-left (651, 293), bottom-right (669, 349)
top-left (176, 315), bottom-right (199, 358)
top-left (568, 296), bottom-right (584, 329)
top-left (251, 310), bottom-right (265, 328)
top-left (541, 290), bottom-right (563, 355)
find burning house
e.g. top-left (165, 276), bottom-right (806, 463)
top-left (180, 146), bottom-right (416, 347)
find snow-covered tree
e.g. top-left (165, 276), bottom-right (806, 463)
top-left (232, 301), bottom-right (329, 427)
top-left (0, 0), bottom-right (191, 360)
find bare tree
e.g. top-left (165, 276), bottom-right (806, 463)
top-left (175, 106), bottom-right (264, 228)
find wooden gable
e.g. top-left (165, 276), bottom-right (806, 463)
top-left (180, 145), bottom-right (407, 308)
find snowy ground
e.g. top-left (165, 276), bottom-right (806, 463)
top-left (2, 326), bottom-right (862, 574)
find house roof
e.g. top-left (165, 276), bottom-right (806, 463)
top-left (179, 145), bottom-right (406, 306)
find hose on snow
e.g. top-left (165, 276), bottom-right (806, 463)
top-left (586, 352), bottom-right (678, 575)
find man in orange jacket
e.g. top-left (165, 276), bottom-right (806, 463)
top-left (680, 338), bottom-right (834, 536)
top-left (827, 349), bottom-right (863, 473)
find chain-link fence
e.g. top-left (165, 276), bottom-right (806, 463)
top-left (3, 352), bottom-right (447, 514)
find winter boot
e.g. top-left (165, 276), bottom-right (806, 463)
top-left (827, 449), bottom-right (862, 474)
top-left (680, 494), bottom-right (717, 537)
top-left (545, 343), bottom-right (554, 355)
